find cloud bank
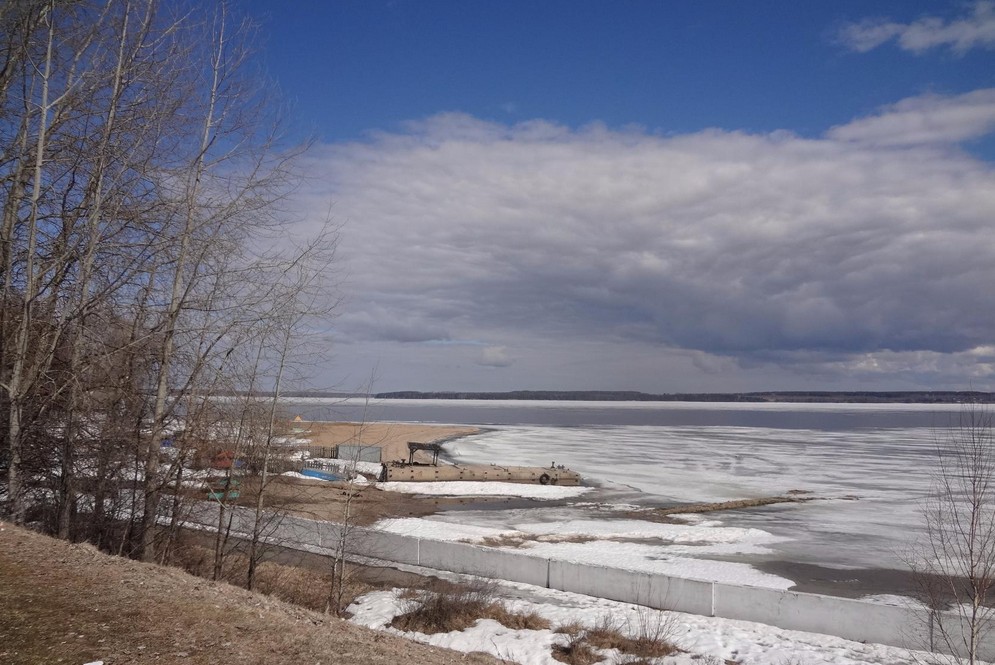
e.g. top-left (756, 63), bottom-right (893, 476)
top-left (302, 89), bottom-right (995, 390)
top-left (839, 1), bottom-right (995, 54)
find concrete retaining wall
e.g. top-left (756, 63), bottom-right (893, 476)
top-left (354, 527), bottom-right (421, 566)
top-left (549, 560), bottom-right (713, 617)
top-left (711, 582), bottom-right (926, 650)
top-left (177, 500), bottom-right (994, 659)
top-left (419, 539), bottom-right (549, 588)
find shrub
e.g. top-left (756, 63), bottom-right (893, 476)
top-left (391, 579), bottom-right (551, 634)
top-left (551, 634), bottom-right (600, 665)
top-left (484, 604), bottom-right (551, 631)
top-left (570, 610), bottom-right (679, 661)
top-left (554, 620), bottom-right (586, 636)
top-left (392, 579), bottom-right (498, 633)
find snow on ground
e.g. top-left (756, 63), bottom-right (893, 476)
top-left (378, 480), bottom-right (591, 499)
top-left (347, 583), bottom-right (947, 665)
top-left (280, 470), bottom-right (370, 486)
top-left (273, 435), bottom-right (311, 447)
top-left (526, 540), bottom-right (793, 588)
top-left (514, 518), bottom-right (780, 548)
top-left (377, 517), bottom-right (511, 541)
top-left (374, 516), bottom-right (794, 589)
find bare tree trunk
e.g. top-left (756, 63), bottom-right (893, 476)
top-left (246, 330), bottom-right (290, 591)
top-left (912, 404), bottom-right (995, 664)
top-left (325, 379), bottom-right (378, 616)
top-left (5, 3), bottom-right (55, 524)
top-left (138, 1), bottom-right (231, 562)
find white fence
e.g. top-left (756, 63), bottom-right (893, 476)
top-left (177, 502), bottom-right (993, 660)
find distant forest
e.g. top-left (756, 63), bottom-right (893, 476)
top-left (277, 390), bottom-right (995, 404)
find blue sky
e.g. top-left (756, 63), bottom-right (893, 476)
top-left (242, 1), bottom-right (995, 393)
top-left (250, 2), bottom-right (993, 144)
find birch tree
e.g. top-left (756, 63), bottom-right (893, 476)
top-left (913, 405), bottom-right (995, 663)
top-left (245, 228), bottom-right (338, 590)
top-left (0, 1), bottom-right (338, 563)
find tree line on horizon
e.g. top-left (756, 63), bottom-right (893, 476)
top-left (371, 390), bottom-right (995, 403)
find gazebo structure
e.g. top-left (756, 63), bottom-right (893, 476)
top-left (407, 441), bottom-right (443, 465)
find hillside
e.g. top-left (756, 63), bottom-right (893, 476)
top-left (0, 522), bottom-right (497, 665)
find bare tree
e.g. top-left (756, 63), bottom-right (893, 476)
top-left (913, 404), bottom-right (995, 663)
top-left (325, 382), bottom-right (381, 616)
top-left (0, 2), bottom-right (338, 573)
top-left (1, 0), bottom-right (195, 532)
top-left (246, 228), bottom-right (338, 590)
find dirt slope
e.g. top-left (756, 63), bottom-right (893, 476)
top-left (0, 522), bottom-right (498, 665)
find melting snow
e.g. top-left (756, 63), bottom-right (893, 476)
top-left (377, 481), bottom-right (591, 499)
top-left (347, 584), bottom-right (945, 665)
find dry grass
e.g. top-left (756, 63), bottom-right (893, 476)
top-left (551, 611), bottom-right (680, 663)
top-left (475, 534), bottom-right (531, 548)
top-left (392, 579), bottom-right (497, 633)
top-left (554, 620), bottom-right (586, 635)
top-left (0, 521), bottom-right (500, 665)
top-left (586, 612), bottom-right (678, 658)
top-left (392, 579), bottom-right (550, 634)
top-left (168, 536), bottom-right (375, 613)
top-left (551, 635), bottom-right (600, 665)
top-left (485, 604), bottom-right (550, 631)
top-left (474, 533), bottom-right (599, 549)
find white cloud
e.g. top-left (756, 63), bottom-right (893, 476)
top-left (839, 1), bottom-right (995, 54)
top-left (827, 89), bottom-right (995, 146)
top-left (300, 90), bottom-right (995, 390)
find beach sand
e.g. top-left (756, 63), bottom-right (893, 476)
top-left (294, 421), bottom-right (481, 463)
top-left (263, 420), bottom-right (525, 525)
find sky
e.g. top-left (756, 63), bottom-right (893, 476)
top-left (240, 1), bottom-right (995, 393)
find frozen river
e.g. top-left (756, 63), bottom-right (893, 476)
top-left (443, 423), bottom-right (937, 571)
top-left (286, 398), bottom-right (973, 572)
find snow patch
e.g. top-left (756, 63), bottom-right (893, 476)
top-left (347, 584), bottom-right (944, 665)
top-left (378, 481), bottom-right (590, 499)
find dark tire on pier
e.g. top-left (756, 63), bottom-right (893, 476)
top-left (539, 473), bottom-right (550, 485)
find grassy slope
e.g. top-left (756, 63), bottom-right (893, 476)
top-left (0, 521), bottom-right (497, 665)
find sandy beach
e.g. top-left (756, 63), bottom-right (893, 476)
top-left (294, 421), bottom-right (481, 463)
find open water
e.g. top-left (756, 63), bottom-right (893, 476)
top-left (285, 397), bottom-right (962, 430)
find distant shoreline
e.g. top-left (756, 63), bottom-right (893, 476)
top-left (271, 389), bottom-right (995, 404)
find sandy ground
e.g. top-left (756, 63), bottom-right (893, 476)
top-left (256, 475), bottom-right (543, 526)
top-left (269, 420), bottom-right (530, 525)
top-left (294, 421), bottom-right (481, 463)
top-left (0, 521), bottom-right (499, 665)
